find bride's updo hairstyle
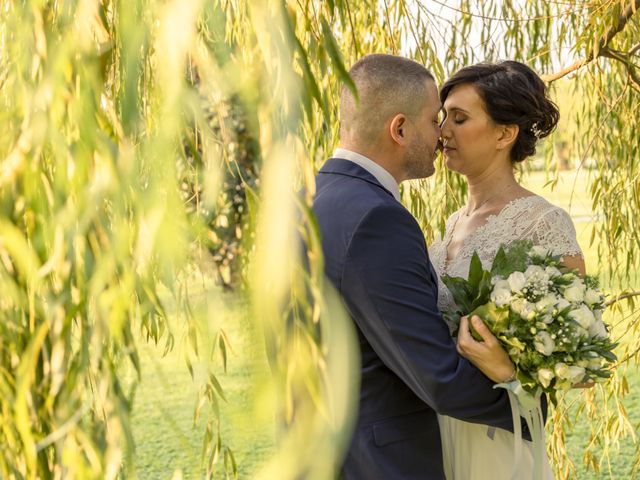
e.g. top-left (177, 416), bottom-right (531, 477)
top-left (440, 61), bottom-right (559, 163)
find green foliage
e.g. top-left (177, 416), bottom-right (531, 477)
top-left (491, 241), bottom-right (534, 277)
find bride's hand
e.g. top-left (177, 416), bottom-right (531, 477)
top-left (457, 315), bottom-right (516, 384)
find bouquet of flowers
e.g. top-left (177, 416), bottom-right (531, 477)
top-left (442, 240), bottom-right (617, 398)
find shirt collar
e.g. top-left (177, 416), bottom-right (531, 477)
top-left (332, 148), bottom-right (401, 202)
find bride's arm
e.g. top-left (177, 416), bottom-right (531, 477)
top-left (561, 253), bottom-right (586, 276)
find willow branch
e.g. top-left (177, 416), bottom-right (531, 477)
top-left (605, 290), bottom-right (640, 308)
top-left (600, 46), bottom-right (637, 66)
top-left (621, 63), bottom-right (639, 91)
top-left (400, 0), bottom-right (426, 65)
top-left (541, 0), bottom-right (640, 83)
top-left (601, 46), bottom-right (640, 90)
top-left (540, 59), bottom-right (591, 82)
top-left (343, 1), bottom-right (361, 58)
top-left (382, 0), bottom-right (398, 53)
top-left (428, 0), bottom-right (580, 23)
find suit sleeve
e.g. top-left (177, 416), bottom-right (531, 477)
top-left (340, 204), bottom-right (517, 430)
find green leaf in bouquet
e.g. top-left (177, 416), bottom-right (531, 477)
top-left (490, 245), bottom-right (509, 277)
top-left (441, 275), bottom-right (473, 312)
top-left (468, 252), bottom-right (484, 290)
top-left (600, 350), bottom-right (618, 362)
top-left (468, 302), bottom-right (510, 341)
top-left (471, 270), bottom-right (494, 310)
top-left (490, 240), bottom-right (533, 277)
top-left (584, 275), bottom-right (600, 289)
top-left (516, 370), bottom-right (538, 392)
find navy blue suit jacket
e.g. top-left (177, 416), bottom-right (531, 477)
top-left (313, 158), bottom-right (521, 479)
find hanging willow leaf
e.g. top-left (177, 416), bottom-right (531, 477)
top-left (320, 16), bottom-right (357, 99)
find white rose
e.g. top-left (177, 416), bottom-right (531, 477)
top-left (524, 265), bottom-right (547, 282)
top-left (556, 298), bottom-right (571, 311)
top-left (572, 278), bottom-right (586, 289)
top-left (530, 245), bottom-right (550, 258)
top-left (545, 266), bottom-right (561, 278)
top-left (510, 298), bottom-right (536, 320)
top-left (566, 366), bottom-right (586, 384)
top-left (569, 305), bottom-right (596, 330)
top-left (584, 289), bottom-right (603, 306)
top-left (537, 368), bottom-right (555, 388)
top-left (574, 325), bottom-right (589, 338)
top-left (589, 319), bottom-right (608, 339)
top-left (490, 288), bottom-right (512, 307)
top-left (507, 272), bottom-right (527, 292)
top-left (522, 302), bottom-right (536, 320)
top-left (564, 285), bottom-right (584, 303)
top-left (535, 294), bottom-right (557, 313)
top-left (540, 314), bottom-right (554, 325)
top-left (494, 279), bottom-right (511, 291)
top-left (588, 357), bottom-right (604, 370)
top-left (554, 363), bottom-right (585, 383)
top-left (534, 331), bottom-right (556, 356)
top-left (554, 362), bottom-right (569, 379)
top-left (510, 297), bottom-right (525, 313)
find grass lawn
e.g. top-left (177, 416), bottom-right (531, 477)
top-left (130, 169), bottom-right (639, 479)
top-left (129, 297), bottom-right (275, 479)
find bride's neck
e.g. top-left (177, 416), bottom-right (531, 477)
top-left (466, 164), bottom-right (518, 210)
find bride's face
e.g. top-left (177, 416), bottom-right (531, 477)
top-left (440, 83), bottom-right (506, 177)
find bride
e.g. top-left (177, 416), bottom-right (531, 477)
top-left (429, 60), bottom-right (585, 479)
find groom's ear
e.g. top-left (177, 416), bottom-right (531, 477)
top-left (496, 124), bottom-right (519, 150)
top-left (389, 114), bottom-right (408, 146)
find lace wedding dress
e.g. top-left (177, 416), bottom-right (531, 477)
top-left (428, 195), bottom-right (583, 480)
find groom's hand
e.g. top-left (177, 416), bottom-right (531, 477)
top-left (457, 315), bottom-right (516, 384)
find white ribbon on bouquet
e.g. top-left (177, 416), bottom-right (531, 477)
top-left (494, 380), bottom-right (545, 480)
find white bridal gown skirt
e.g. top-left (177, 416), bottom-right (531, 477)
top-left (438, 415), bottom-right (554, 480)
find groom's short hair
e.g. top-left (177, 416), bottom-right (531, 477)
top-left (340, 54), bottom-right (434, 144)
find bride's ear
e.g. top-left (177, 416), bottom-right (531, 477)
top-left (496, 124), bottom-right (519, 150)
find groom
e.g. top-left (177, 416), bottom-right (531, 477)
top-left (313, 54), bottom-right (523, 479)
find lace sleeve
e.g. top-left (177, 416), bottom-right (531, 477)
top-left (531, 207), bottom-right (583, 258)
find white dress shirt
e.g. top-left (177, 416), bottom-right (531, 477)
top-left (333, 148), bottom-right (401, 202)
